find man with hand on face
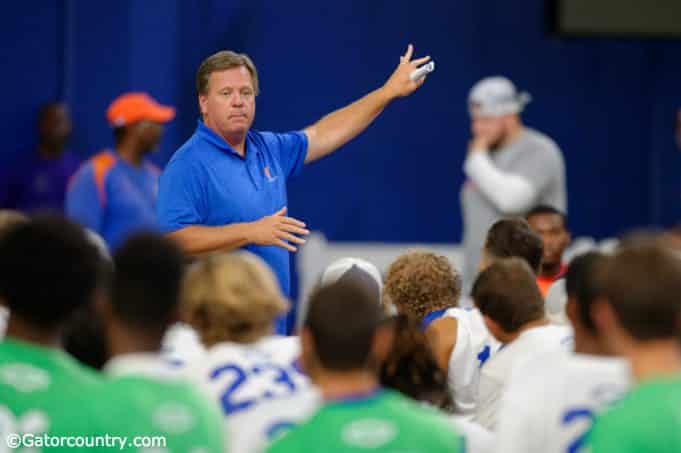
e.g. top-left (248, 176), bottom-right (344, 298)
top-left (67, 92), bottom-right (175, 251)
top-left (461, 77), bottom-right (566, 293)
top-left (158, 45), bottom-right (431, 333)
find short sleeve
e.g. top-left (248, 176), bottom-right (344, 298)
top-left (157, 158), bottom-right (207, 233)
top-left (66, 164), bottom-right (103, 233)
top-left (512, 143), bottom-right (564, 194)
top-left (269, 131), bottom-right (308, 180)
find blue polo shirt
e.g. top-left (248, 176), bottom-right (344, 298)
top-left (66, 150), bottom-right (160, 251)
top-left (157, 120), bottom-right (308, 300)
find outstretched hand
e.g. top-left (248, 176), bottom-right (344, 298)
top-left (382, 44), bottom-right (431, 99)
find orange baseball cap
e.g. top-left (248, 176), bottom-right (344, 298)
top-left (106, 92), bottom-right (176, 127)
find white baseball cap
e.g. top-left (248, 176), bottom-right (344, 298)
top-left (468, 76), bottom-right (531, 117)
top-left (320, 257), bottom-right (383, 295)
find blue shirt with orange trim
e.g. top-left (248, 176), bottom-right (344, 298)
top-left (157, 121), bottom-right (307, 314)
top-left (66, 150), bottom-right (160, 250)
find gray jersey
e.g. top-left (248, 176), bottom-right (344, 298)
top-left (461, 128), bottom-right (566, 292)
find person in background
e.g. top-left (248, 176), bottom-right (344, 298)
top-left (0, 216), bottom-right (105, 446)
top-left (494, 252), bottom-right (629, 453)
top-left (267, 280), bottom-right (463, 453)
top-left (0, 103), bottom-right (80, 213)
top-left (472, 258), bottom-right (572, 430)
top-left (526, 205), bottom-right (571, 297)
top-left (587, 244), bottom-right (681, 453)
top-left (93, 232), bottom-right (225, 452)
top-left (461, 77), bottom-right (566, 293)
top-left (180, 252), bottom-right (314, 453)
top-left (66, 92), bottom-right (175, 251)
top-left (380, 315), bottom-right (494, 453)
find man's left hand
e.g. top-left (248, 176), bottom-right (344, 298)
top-left (382, 44), bottom-right (431, 99)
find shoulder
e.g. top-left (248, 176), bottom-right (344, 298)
top-left (521, 129), bottom-right (564, 160)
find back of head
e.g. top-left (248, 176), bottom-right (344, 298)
top-left (112, 233), bottom-right (185, 331)
top-left (565, 251), bottom-right (606, 332)
top-left (181, 252), bottom-right (288, 345)
top-left (0, 215), bottom-right (101, 329)
top-left (0, 210), bottom-right (28, 236)
top-left (304, 280), bottom-right (385, 371)
top-left (483, 218), bottom-right (544, 273)
top-left (383, 250), bottom-right (461, 319)
top-left (379, 315), bottom-right (450, 409)
top-left (600, 244), bottom-right (681, 341)
top-left (472, 257), bottom-right (544, 334)
top-left (321, 257), bottom-right (383, 302)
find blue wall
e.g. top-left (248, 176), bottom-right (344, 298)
top-left (2, 0), bottom-right (680, 244)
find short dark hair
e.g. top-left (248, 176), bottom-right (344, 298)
top-left (526, 205), bottom-right (568, 228)
top-left (196, 50), bottom-right (259, 96)
top-left (472, 257), bottom-right (544, 333)
top-left (305, 280), bottom-right (384, 371)
top-left (63, 305), bottom-right (108, 370)
top-left (484, 218), bottom-right (544, 273)
top-left (379, 315), bottom-right (451, 409)
top-left (601, 245), bottom-right (681, 341)
top-left (112, 233), bottom-right (186, 331)
top-left (0, 216), bottom-right (102, 329)
top-left (565, 251), bottom-right (606, 332)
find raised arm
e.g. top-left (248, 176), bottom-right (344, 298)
top-left (303, 44), bottom-right (430, 163)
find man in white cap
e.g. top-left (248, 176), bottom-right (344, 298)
top-left (461, 76), bottom-right (567, 293)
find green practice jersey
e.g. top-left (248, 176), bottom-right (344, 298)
top-left (267, 389), bottom-right (462, 453)
top-left (0, 338), bottom-right (103, 451)
top-left (90, 375), bottom-right (226, 452)
top-left (587, 376), bottom-right (681, 453)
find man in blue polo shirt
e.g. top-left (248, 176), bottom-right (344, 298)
top-left (158, 45), bottom-right (430, 331)
top-left (67, 92), bottom-right (175, 250)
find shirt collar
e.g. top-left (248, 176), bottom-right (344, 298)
top-left (104, 352), bottom-right (180, 380)
top-left (422, 308), bottom-right (449, 330)
top-left (195, 119), bottom-right (251, 157)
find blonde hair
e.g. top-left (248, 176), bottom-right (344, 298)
top-left (0, 210), bottom-right (28, 236)
top-left (181, 252), bottom-right (288, 345)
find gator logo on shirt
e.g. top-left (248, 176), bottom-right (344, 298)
top-left (0, 363), bottom-right (51, 392)
top-left (264, 166), bottom-right (278, 183)
top-left (153, 402), bottom-right (196, 434)
top-left (341, 419), bottom-right (397, 448)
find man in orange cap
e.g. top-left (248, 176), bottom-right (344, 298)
top-left (66, 92), bottom-right (175, 250)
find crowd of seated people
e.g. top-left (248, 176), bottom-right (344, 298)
top-left (0, 210), bottom-right (679, 452)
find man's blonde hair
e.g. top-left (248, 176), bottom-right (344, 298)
top-left (196, 50), bottom-right (260, 96)
top-left (0, 210), bottom-right (28, 236)
top-left (181, 252), bottom-right (287, 345)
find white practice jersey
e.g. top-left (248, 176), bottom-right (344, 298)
top-left (451, 416), bottom-right (494, 453)
top-left (474, 324), bottom-right (573, 429)
top-left (495, 352), bottom-right (629, 453)
top-left (0, 306), bottom-right (7, 340)
top-left (186, 335), bottom-right (314, 453)
top-left (443, 307), bottom-right (500, 414)
top-left (233, 389), bottom-right (321, 453)
top-left (161, 322), bottom-right (206, 366)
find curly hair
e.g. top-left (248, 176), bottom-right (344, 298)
top-left (181, 252), bottom-right (288, 346)
top-left (383, 250), bottom-right (462, 320)
top-left (380, 315), bottom-right (452, 410)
